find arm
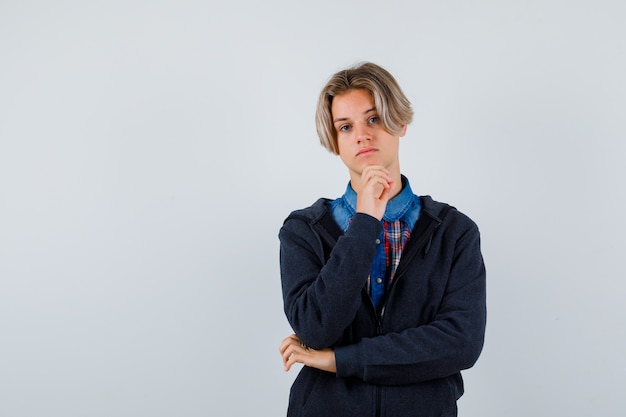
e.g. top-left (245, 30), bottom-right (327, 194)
top-left (334, 221), bottom-right (487, 385)
top-left (279, 212), bottom-right (381, 349)
top-left (279, 166), bottom-right (393, 349)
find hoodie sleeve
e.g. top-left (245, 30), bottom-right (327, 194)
top-left (334, 218), bottom-right (487, 385)
top-left (279, 212), bottom-right (382, 349)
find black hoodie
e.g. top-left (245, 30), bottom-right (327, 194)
top-left (279, 194), bottom-right (486, 417)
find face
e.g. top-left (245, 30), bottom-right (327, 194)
top-left (331, 89), bottom-right (406, 179)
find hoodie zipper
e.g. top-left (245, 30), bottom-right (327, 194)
top-left (370, 246), bottom-right (420, 417)
top-left (366, 295), bottom-right (383, 417)
top-left (370, 214), bottom-right (443, 417)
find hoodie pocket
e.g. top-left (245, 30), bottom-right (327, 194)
top-left (288, 368), bottom-right (323, 416)
top-left (289, 370), bottom-right (371, 417)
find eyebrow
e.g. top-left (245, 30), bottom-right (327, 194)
top-left (333, 107), bottom-right (377, 124)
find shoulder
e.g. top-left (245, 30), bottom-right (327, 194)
top-left (283, 198), bottom-right (331, 225)
top-left (279, 198), bottom-right (340, 254)
top-left (279, 198), bottom-right (334, 241)
top-left (419, 195), bottom-right (480, 234)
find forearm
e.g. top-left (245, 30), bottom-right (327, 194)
top-left (336, 227), bottom-right (486, 385)
top-left (335, 312), bottom-right (485, 385)
top-left (280, 213), bottom-right (382, 349)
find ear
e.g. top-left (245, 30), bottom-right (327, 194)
top-left (399, 125), bottom-right (407, 138)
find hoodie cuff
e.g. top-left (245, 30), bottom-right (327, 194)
top-left (334, 343), bottom-right (364, 379)
top-left (344, 213), bottom-right (383, 241)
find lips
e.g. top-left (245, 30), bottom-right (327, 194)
top-left (357, 147), bottom-right (377, 157)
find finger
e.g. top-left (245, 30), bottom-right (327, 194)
top-left (281, 343), bottom-right (296, 363)
top-left (278, 334), bottom-right (300, 354)
top-left (281, 340), bottom-right (304, 366)
top-left (286, 346), bottom-right (316, 372)
top-left (362, 166), bottom-right (391, 182)
top-left (362, 164), bottom-right (389, 176)
top-left (378, 178), bottom-right (396, 201)
top-left (283, 346), bottom-right (302, 372)
top-left (282, 342), bottom-right (314, 372)
top-left (284, 351), bottom-right (297, 372)
top-left (368, 177), bottom-right (391, 198)
top-left (363, 169), bottom-right (391, 187)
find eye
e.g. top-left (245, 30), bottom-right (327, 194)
top-left (368, 116), bottom-right (379, 124)
top-left (338, 124), bottom-right (351, 132)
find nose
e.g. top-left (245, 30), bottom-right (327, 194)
top-left (354, 122), bottom-right (371, 143)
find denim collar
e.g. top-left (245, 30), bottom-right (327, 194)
top-left (341, 175), bottom-right (417, 222)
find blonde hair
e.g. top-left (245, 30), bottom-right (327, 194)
top-left (315, 62), bottom-right (413, 154)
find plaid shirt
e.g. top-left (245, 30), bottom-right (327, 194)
top-left (327, 176), bottom-right (422, 309)
top-left (368, 219), bottom-right (411, 308)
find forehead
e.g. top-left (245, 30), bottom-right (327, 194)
top-left (331, 89), bottom-right (375, 118)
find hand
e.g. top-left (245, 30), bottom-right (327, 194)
top-left (279, 334), bottom-right (336, 373)
top-left (356, 165), bottom-right (394, 220)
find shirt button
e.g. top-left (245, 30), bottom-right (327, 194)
top-left (375, 239), bottom-right (381, 244)
top-left (376, 277), bottom-right (383, 284)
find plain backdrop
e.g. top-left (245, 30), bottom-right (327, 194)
top-left (1, 1), bottom-right (625, 416)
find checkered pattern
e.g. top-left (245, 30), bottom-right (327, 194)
top-left (367, 219), bottom-right (411, 308)
top-left (385, 219), bottom-right (411, 278)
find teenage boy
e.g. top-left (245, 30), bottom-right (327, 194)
top-left (279, 62), bottom-right (486, 417)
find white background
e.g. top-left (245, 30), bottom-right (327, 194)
top-left (1, 1), bottom-right (625, 416)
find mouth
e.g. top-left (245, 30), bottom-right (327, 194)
top-left (356, 147), bottom-right (377, 157)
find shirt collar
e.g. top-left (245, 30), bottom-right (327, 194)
top-left (341, 175), bottom-right (417, 222)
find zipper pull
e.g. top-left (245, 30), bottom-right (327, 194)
top-left (377, 307), bottom-right (385, 334)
